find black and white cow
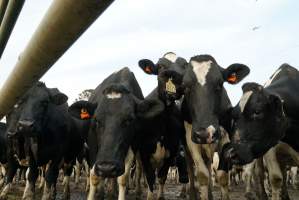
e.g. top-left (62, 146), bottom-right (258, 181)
top-left (138, 52), bottom-right (190, 199)
top-left (182, 56), bottom-right (249, 200)
top-left (69, 67), bottom-right (165, 200)
top-left (223, 64), bottom-right (299, 200)
top-left (7, 82), bottom-right (87, 200)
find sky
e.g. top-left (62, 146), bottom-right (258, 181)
top-left (0, 0), bottom-right (298, 105)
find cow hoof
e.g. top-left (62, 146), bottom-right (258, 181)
top-left (62, 192), bottom-right (70, 200)
top-left (0, 195), bottom-right (7, 200)
top-left (158, 197), bottom-right (165, 200)
top-left (281, 194), bottom-right (290, 200)
top-left (245, 192), bottom-right (257, 200)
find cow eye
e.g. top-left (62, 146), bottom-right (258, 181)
top-left (252, 110), bottom-right (263, 120)
top-left (122, 116), bottom-right (135, 127)
top-left (41, 100), bottom-right (49, 107)
top-left (215, 82), bottom-right (223, 91)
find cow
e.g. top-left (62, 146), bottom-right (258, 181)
top-left (138, 53), bottom-right (190, 199)
top-left (6, 82), bottom-right (87, 200)
top-left (69, 67), bottom-right (166, 200)
top-left (223, 64), bottom-right (299, 200)
top-left (0, 107), bottom-right (30, 199)
top-left (182, 54), bottom-right (249, 200)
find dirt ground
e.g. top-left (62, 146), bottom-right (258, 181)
top-left (5, 174), bottom-right (299, 200)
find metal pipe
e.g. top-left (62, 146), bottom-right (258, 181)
top-left (0, 0), bottom-right (25, 59)
top-left (0, 0), bottom-right (9, 26)
top-left (0, 0), bottom-right (115, 119)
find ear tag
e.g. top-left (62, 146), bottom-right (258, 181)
top-left (80, 108), bottom-right (90, 119)
top-left (165, 78), bottom-right (176, 93)
top-left (145, 66), bottom-right (152, 74)
top-left (227, 73), bottom-right (237, 83)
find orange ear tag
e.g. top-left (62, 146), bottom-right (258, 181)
top-left (80, 108), bottom-right (90, 119)
top-left (227, 73), bottom-right (237, 83)
top-left (145, 66), bottom-right (152, 74)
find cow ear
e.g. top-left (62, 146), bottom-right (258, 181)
top-left (268, 94), bottom-right (284, 118)
top-left (223, 64), bottom-right (250, 84)
top-left (138, 59), bottom-right (158, 75)
top-left (136, 99), bottom-right (165, 119)
top-left (49, 88), bottom-right (68, 105)
top-left (69, 101), bottom-right (97, 120)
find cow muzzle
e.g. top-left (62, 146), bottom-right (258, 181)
top-left (95, 161), bottom-right (124, 178)
top-left (192, 125), bottom-right (217, 144)
top-left (17, 120), bottom-right (35, 132)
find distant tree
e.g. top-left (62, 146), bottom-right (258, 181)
top-left (75, 89), bottom-right (94, 102)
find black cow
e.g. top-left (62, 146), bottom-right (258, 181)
top-left (222, 64), bottom-right (299, 200)
top-left (7, 82), bottom-right (87, 200)
top-left (69, 67), bottom-right (165, 200)
top-left (0, 111), bottom-right (29, 199)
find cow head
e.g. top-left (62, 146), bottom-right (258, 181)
top-left (224, 82), bottom-right (287, 165)
top-left (183, 55), bottom-right (250, 144)
top-left (17, 82), bottom-right (68, 137)
top-left (138, 52), bottom-right (187, 105)
top-left (69, 84), bottom-right (164, 177)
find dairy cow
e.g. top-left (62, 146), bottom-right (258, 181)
top-left (6, 82), bottom-right (87, 200)
top-left (224, 64), bottom-right (299, 200)
top-left (69, 67), bottom-right (165, 200)
top-left (182, 55), bottom-right (249, 200)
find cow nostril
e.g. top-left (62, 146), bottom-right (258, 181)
top-left (18, 120), bottom-right (34, 129)
top-left (95, 162), bottom-right (121, 177)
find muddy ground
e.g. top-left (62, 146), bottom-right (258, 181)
top-left (5, 175), bottom-right (299, 199)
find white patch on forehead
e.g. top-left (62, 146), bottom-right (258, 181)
top-left (239, 91), bottom-right (253, 113)
top-left (191, 60), bottom-right (212, 86)
top-left (264, 69), bottom-right (282, 87)
top-left (164, 52), bottom-right (177, 63)
top-left (106, 92), bottom-right (122, 99)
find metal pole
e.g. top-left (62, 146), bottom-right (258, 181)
top-left (0, 0), bottom-right (9, 26)
top-left (0, 0), bottom-right (25, 59)
top-left (0, 0), bottom-right (115, 119)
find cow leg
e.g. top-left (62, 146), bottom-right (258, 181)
top-left (264, 148), bottom-right (282, 200)
top-left (38, 167), bottom-right (46, 190)
top-left (157, 160), bottom-right (172, 200)
top-left (135, 155), bottom-right (143, 197)
top-left (254, 158), bottom-right (268, 200)
top-left (185, 122), bottom-right (210, 200)
top-left (117, 148), bottom-right (134, 200)
top-left (87, 166), bottom-right (104, 200)
top-left (281, 166), bottom-right (290, 200)
top-left (216, 170), bottom-right (230, 200)
top-left (74, 159), bottom-right (81, 189)
top-left (0, 159), bottom-right (18, 199)
top-left (143, 164), bottom-right (155, 200)
top-left (22, 165), bottom-right (39, 200)
top-left (62, 163), bottom-right (73, 200)
top-left (42, 163), bottom-right (59, 200)
top-left (184, 148), bottom-right (197, 200)
top-left (176, 149), bottom-right (189, 199)
top-left (243, 161), bottom-right (257, 200)
top-left (83, 159), bottom-right (90, 192)
top-left (0, 164), bottom-right (6, 188)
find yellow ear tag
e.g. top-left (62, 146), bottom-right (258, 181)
top-left (80, 108), bottom-right (90, 119)
top-left (165, 78), bottom-right (176, 93)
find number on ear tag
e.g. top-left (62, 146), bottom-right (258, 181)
top-left (165, 78), bottom-right (176, 93)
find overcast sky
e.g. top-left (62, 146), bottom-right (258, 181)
top-left (0, 0), bottom-right (298, 105)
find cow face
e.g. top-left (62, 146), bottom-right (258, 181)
top-left (225, 83), bottom-right (287, 165)
top-left (69, 84), bottom-right (164, 177)
top-left (183, 55), bottom-right (249, 144)
top-left (138, 52), bottom-right (187, 104)
top-left (17, 82), bottom-right (68, 137)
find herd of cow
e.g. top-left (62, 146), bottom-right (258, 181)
top-left (0, 52), bottom-right (298, 200)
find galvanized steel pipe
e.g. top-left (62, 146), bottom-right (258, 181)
top-left (0, 0), bottom-right (115, 118)
top-left (0, 0), bottom-right (9, 26)
top-left (0, 0), bottom-right (25, 58)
